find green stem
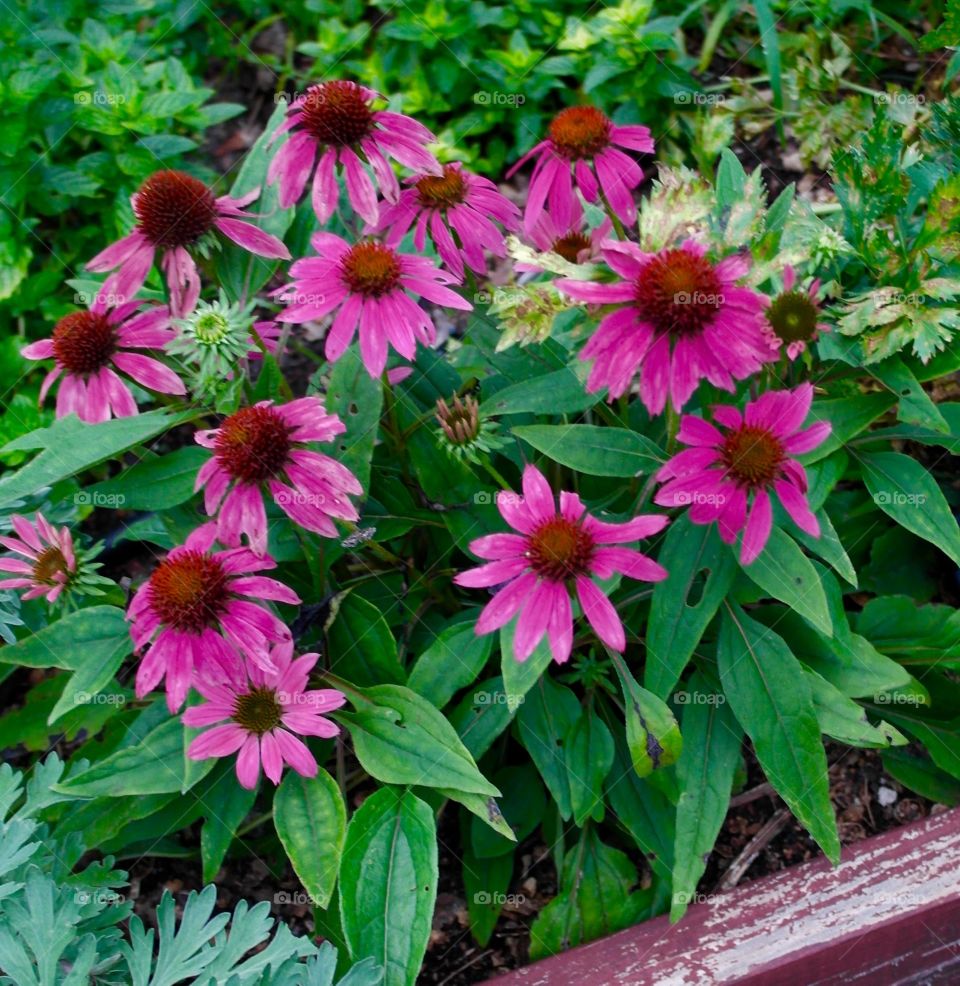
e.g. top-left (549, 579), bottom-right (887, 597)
top-left (481, 459), bottom-right (513, 491)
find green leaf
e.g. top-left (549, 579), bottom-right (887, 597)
top-left (500, 619), bottom-right (552, 706)
top-left (803, 393), bottom-right (896, 462)
top-left (483, 366), bottom-right (599, 415)
top-left (743, 527), bottom-right (832, 635)
top-left (84, 446), bottom-right (208, 510)
top-left (274, 768), bottom-right (347, 909)
top-left (48, 612), bottom-right (133, 724)
top-left (671, 671), bottom-right (742, 921)
top-left (0, 410), bottom-right (195, 508)
top-left (54, 716), bottom-right (214, 797)
top-left (462, 847), bottom-right (513, 947)
top-left (441, 789), bottom-right (515, 842)
top-left (327, 593), bottom-right (405, 687)
top-left (0, 605), bottom-right (129, 671)
top-left (882, 748), bottom-right (960, 805)
top-left (565, 710), bottom-right (614, 825)
top-left (604, 732), bottom-right (676, 883)
top-left (870, 356), bottom-right (949, 433)
top-left (530, 828), bottom-right (648, 960)
top-left (716, 148), bottom-right (747, 207)
top-left (470, 765), bottom-right (543, 858)
top-left (200, 766), bottom-right (257, 884)
top-left (446, 675), bottom-right (518, 760)
top-left (516, 675), bottom-right (580, 820)
top-left (340, 788), bottom-right (437, 986)
top-left (613, 655), bottom-right (682, 778)
top-left (340, 685), bottom-right (499, 797)
top-left (718, 604), bottom-right (840, 862)
top-left (805, 669), bottom-right (907, 749)
top-left (323, 345), bottom-right (384, 494)
top-left (511, 424), bottom-right (665, 477)
top-left (645, 515), bottom-right (736, 698)
top-left (856, 595), bottom-right (960, 664)
top-left (859, 450), bottom-right (960, 566)
top-left (407, 615), bottom-right (492, 708)
top-left (791, 508), bottom-right (857, 586)
top-left (751, 0), bottom-right (784, 141)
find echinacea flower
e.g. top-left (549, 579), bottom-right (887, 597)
top-left (87, 170), bottom-right (290, 317)
top-left (654, 383), bottom-right (831, 564)
top-left (455, 465), bottom-right (668, 663)
top-left (267, 80), bottom-right (440, 226)
top-left (371, 163), bottom-right (520, 280)
top-left (184, 644), bottom-right (345, 789)
top-left (557, 240), bottom-right (772, 415)
top-left (128, 523), bottom-right (300, 711)
top-left (277, 233), bottom-right (471, 378)
top-left (0, 514), bottom-right (76, 602)
top-left (763, 265), bottom-right (831, 359)
top-left (512, 198), bottom-right (611, 276)
top-left (21, 298), bottom-right (186, 422)
top-left (507, 104), bottom-right (654, 233)
top-left (194, 398), bottom-right (362, 553)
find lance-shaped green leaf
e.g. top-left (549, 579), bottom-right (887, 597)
top-left (340, 787), bottom-right (437, 986)
top-left (565, 709), bottom-right (614, 825)
top-left (671, 670), bottom-right (742, 922)
top-left (326, 593), bottom-right (405, 687)
top-left (511, 423), bottom-right (665, 477)
top-left (53, 717), bottom-right (214, 797)
top-left (500, 619), bottom-right (552, 705)
top-left (338, 685), bottom-right (498, 797)
top-left (645, 515), bottom-right (736, 699)
top-left (0, 409), bottom-right (196, 508)
top-left (859, 450), bottom-right (960, 566)
top-left (742, 526), bottom-right (831, 635)
top-left (407, 614), bottom-right (492, 709)
top-left (613, 654), bottom-right (682, 778)
top-left (323, 344), bottom-right (384, 494)
top-left (805, 669), bottom-right (907, 749)
top-left (517, 675), bottom-right (580, 820)
top-left (718, 604), bottom-right (840, 863)
top-left (274, 768), bottom-right (347, 909)
top-left (530, 828), bottom-right (649, 960)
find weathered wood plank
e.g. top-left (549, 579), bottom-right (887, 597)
top-left (487, 808), bottom-right (960, 985)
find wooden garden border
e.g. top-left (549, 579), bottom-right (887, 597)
top-left (488, 807), bottom-right (960, 985)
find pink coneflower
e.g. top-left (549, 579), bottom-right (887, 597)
top-left (507, 104), bottom-right (653, 233)
top-left (21, 299), bottom-right (186, 423)
top-left (763, 265), bottom-right (831, 359)
top-left (87, 170), bottom-right (290, 317)
top-left (557, 240), bottom-right (772, 415)
top-left (184, 645), bottom-right (345, 789)
top-left (654, 383), bottom-right (831, 564)
top-left (128, 523), bottom-right (300, 712)
top-left (277, 233), bottom-right (471, 378)
top-left (194, 398), bottom-right (362, 554)
top-left (267, 80), bottom-right (440, 226)
top-left (516, 200), bottom-right (611, 273)
top-left (371, 163), bottom-right (520, 280)
top-left (454, 465), bottom-right (668, 662)
top-left (0, 514), bottom-right (76, 602)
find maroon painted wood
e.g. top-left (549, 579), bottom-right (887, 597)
top-left (487, 808), bottom-right (960, 985)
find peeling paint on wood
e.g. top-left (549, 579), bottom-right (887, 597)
top-left (487, 808), bottom-right (960, 985)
